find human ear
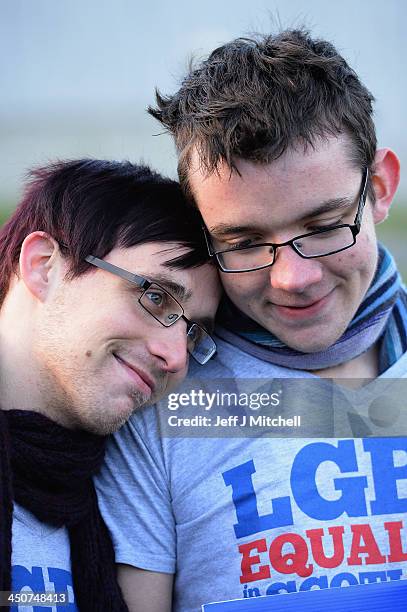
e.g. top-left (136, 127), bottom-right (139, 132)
top-left (371, 149), bottom-right (400, 225)
top-left (19, 232), bottom-right (61, 302)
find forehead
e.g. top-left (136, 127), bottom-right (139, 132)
top-left (189, 135), bottom-right (358, 227)
top-left (106, 241), bottom-right (194, 273)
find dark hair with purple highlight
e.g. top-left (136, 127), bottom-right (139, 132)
top-left (0, 159), bottom-right (209, 308)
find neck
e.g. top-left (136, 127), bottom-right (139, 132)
top-left (312, 342), bottom-right (379, 387)
top-left (0, 289), bottom-right (53, 418)
top-left (0, 340), bottom-right (72, 428)
top-left (0, 288), bottom-right (76, 428)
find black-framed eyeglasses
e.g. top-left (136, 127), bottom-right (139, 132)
top-left (84, 255), bottom-right (217, 365)
top-left (204, 168), bottom-right (369, 273)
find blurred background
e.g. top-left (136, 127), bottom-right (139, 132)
top-left (1, 0), bottom-right (406, 276)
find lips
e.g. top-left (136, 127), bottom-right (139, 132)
top-left (113, 353), bottom-right (156, 396)
top-left (270, 291), bottom-right (334, 320)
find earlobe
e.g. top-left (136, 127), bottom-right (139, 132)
top-left (19, 232), bottom-right (61, 302)
top-left (372, 149), bottom-right (400, 225)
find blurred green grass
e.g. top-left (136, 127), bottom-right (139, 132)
top-left (0, 198), bottom-right (405, 280)
top-left (0, 202), bottom-right (14, 226)
top-left (376, 198), bottom-right (407, 281)
top-left (377, 200), bottom-right (407, 233)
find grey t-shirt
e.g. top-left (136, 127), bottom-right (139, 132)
top-left (11, 504), bottom-right (77, 611)
top-left (96, 337), bottom-right (407, 611)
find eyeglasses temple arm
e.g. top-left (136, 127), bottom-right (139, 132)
top-left (354, 167), bottom-right (369, 229)
top-left (202, 226), bottom-right (215, 256)
top-left (84, 255), bottom-right (149, 289)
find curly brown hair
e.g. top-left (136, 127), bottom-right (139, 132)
top-left (149, 28), bottom-right (377, 200)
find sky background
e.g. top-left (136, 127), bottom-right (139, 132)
top-left (1, 0), bottom-right (406, 207)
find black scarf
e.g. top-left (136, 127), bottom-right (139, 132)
top-left (0, 409), bottom-right (129, 612)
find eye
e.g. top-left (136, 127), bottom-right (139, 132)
top-left (145, 290), bottom-right (165, 307)
top-left (307, 219), bottom-right (343, 232)
top-left (232, 239), bottom-right (253, 249)
top-left (225, 238), bottom-right (258, 251)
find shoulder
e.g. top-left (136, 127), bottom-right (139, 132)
top-left (188, 333), bottom-right (303, 379)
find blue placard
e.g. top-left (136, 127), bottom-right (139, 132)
top-left (202, 579), bottom-right (407, 611)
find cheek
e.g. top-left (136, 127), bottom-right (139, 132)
top-left (329, 233), bottom-right (377, 283)
top-left (65, 308), bottom-right (142, 348)
top-left (221, 271), bottom-right (268, 300)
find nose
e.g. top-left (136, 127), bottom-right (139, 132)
top-left (146, 321), bottom-right (189, 374)
top-left (269, 245), bottom-right (323, 293)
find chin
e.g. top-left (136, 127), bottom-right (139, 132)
top-left (85, 413), bottom-right (132, 436)
top-left (294, 341), bottom-right (334, 353)
top-left (277, 328), bottom-right (346, 354)
top-left (78, 400), bottom-right (138, 436)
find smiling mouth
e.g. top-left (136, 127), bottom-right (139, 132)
top-left (270, 291), bottom-right (334, 319)
top-left (113, 353), bottom-right (156, 396)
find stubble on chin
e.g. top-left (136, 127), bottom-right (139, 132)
top-left (84, 388), bottom-right (152, 435)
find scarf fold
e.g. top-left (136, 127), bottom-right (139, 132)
top-left (0, 409), bottom-right (128, 612)
top-left (217, 244), bottom-right (407, 372)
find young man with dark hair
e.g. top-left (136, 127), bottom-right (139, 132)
top-left (0, 159), bottom-right (220, 611)
top-left (96, 30), bottom-right (406, 610)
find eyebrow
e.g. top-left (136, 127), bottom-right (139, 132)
top-left (208, 197), bottom-right (356, 238)
top-left (208, 223), bottom-right (258, 238)
top-left (299, 196), bottom-right (356, 221)
top-left (141, 273), bottom-right (193, 303)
